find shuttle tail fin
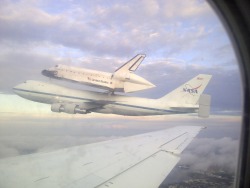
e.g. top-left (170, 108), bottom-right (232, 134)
top-left (159, 74), bottom-right (212, 107)
top-left (115, 54), bottom-right (146, 74)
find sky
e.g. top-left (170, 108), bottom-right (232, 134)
top-left (0, 0), bottom-right (242, 113)
top-left (0, 0), bottom-right (243, 186)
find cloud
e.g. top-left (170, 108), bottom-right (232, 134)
top-left (0, 0), bottom-right (224, 57)
top-left (161, 136), bottom-right (239, 186)
top-left (0, 114), bottom-right (241, 158)
top-left (0, 93), bottom-right (51, 113)
top-left (181, 137), bottom-right (239, 173)
top-left (0, 114), bottom-right (241, 188)
top-left (0, 143), bottom-right (19, 158)
top-left (0, 52), bottom-right (60, 92)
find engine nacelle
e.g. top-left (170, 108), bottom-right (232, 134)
top-left (51, 103), bottom-right (64, 112)
top-left (64, 103), bottom-right (77, 114)
top-left (51, 103), bottom-right (89, 114)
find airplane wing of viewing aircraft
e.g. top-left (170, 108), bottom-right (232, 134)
top-left (0, 126), bottom-right (204, 188)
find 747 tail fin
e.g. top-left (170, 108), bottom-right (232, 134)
top-left (159, 74), bottom-right (212, 107)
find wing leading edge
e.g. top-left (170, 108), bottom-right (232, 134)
top-left (0, 126), bottom-right (204, 188)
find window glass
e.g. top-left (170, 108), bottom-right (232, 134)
top-left (0, 1), bottom-right (241, 187)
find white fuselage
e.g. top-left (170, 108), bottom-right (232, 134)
top-left (13, 80), bottom-right (189, 116)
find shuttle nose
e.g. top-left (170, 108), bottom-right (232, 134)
top-left (41, 69), bottom-right (57, 78)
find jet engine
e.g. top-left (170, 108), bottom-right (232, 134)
top-left (51, 103), bottom-right (88, 114)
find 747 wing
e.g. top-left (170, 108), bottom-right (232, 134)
top-left (51, 101), bottom-right (106, 114)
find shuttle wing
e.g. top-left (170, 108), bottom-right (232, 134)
top-left (0, 126), bottom-right (203, 188)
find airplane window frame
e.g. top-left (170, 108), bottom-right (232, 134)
top-left (210, 1), bottom-right (250, 188)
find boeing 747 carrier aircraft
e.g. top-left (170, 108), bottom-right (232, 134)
top-left (42, 54), bottom-right (155, 93)
top-left (13, 74), bottom-right (212, 117)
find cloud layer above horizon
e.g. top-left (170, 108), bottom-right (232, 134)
top-left (0, 114), bottom-right (241, 183)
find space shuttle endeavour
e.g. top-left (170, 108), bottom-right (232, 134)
top-left (42, 54), bottom-right (155, 93)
